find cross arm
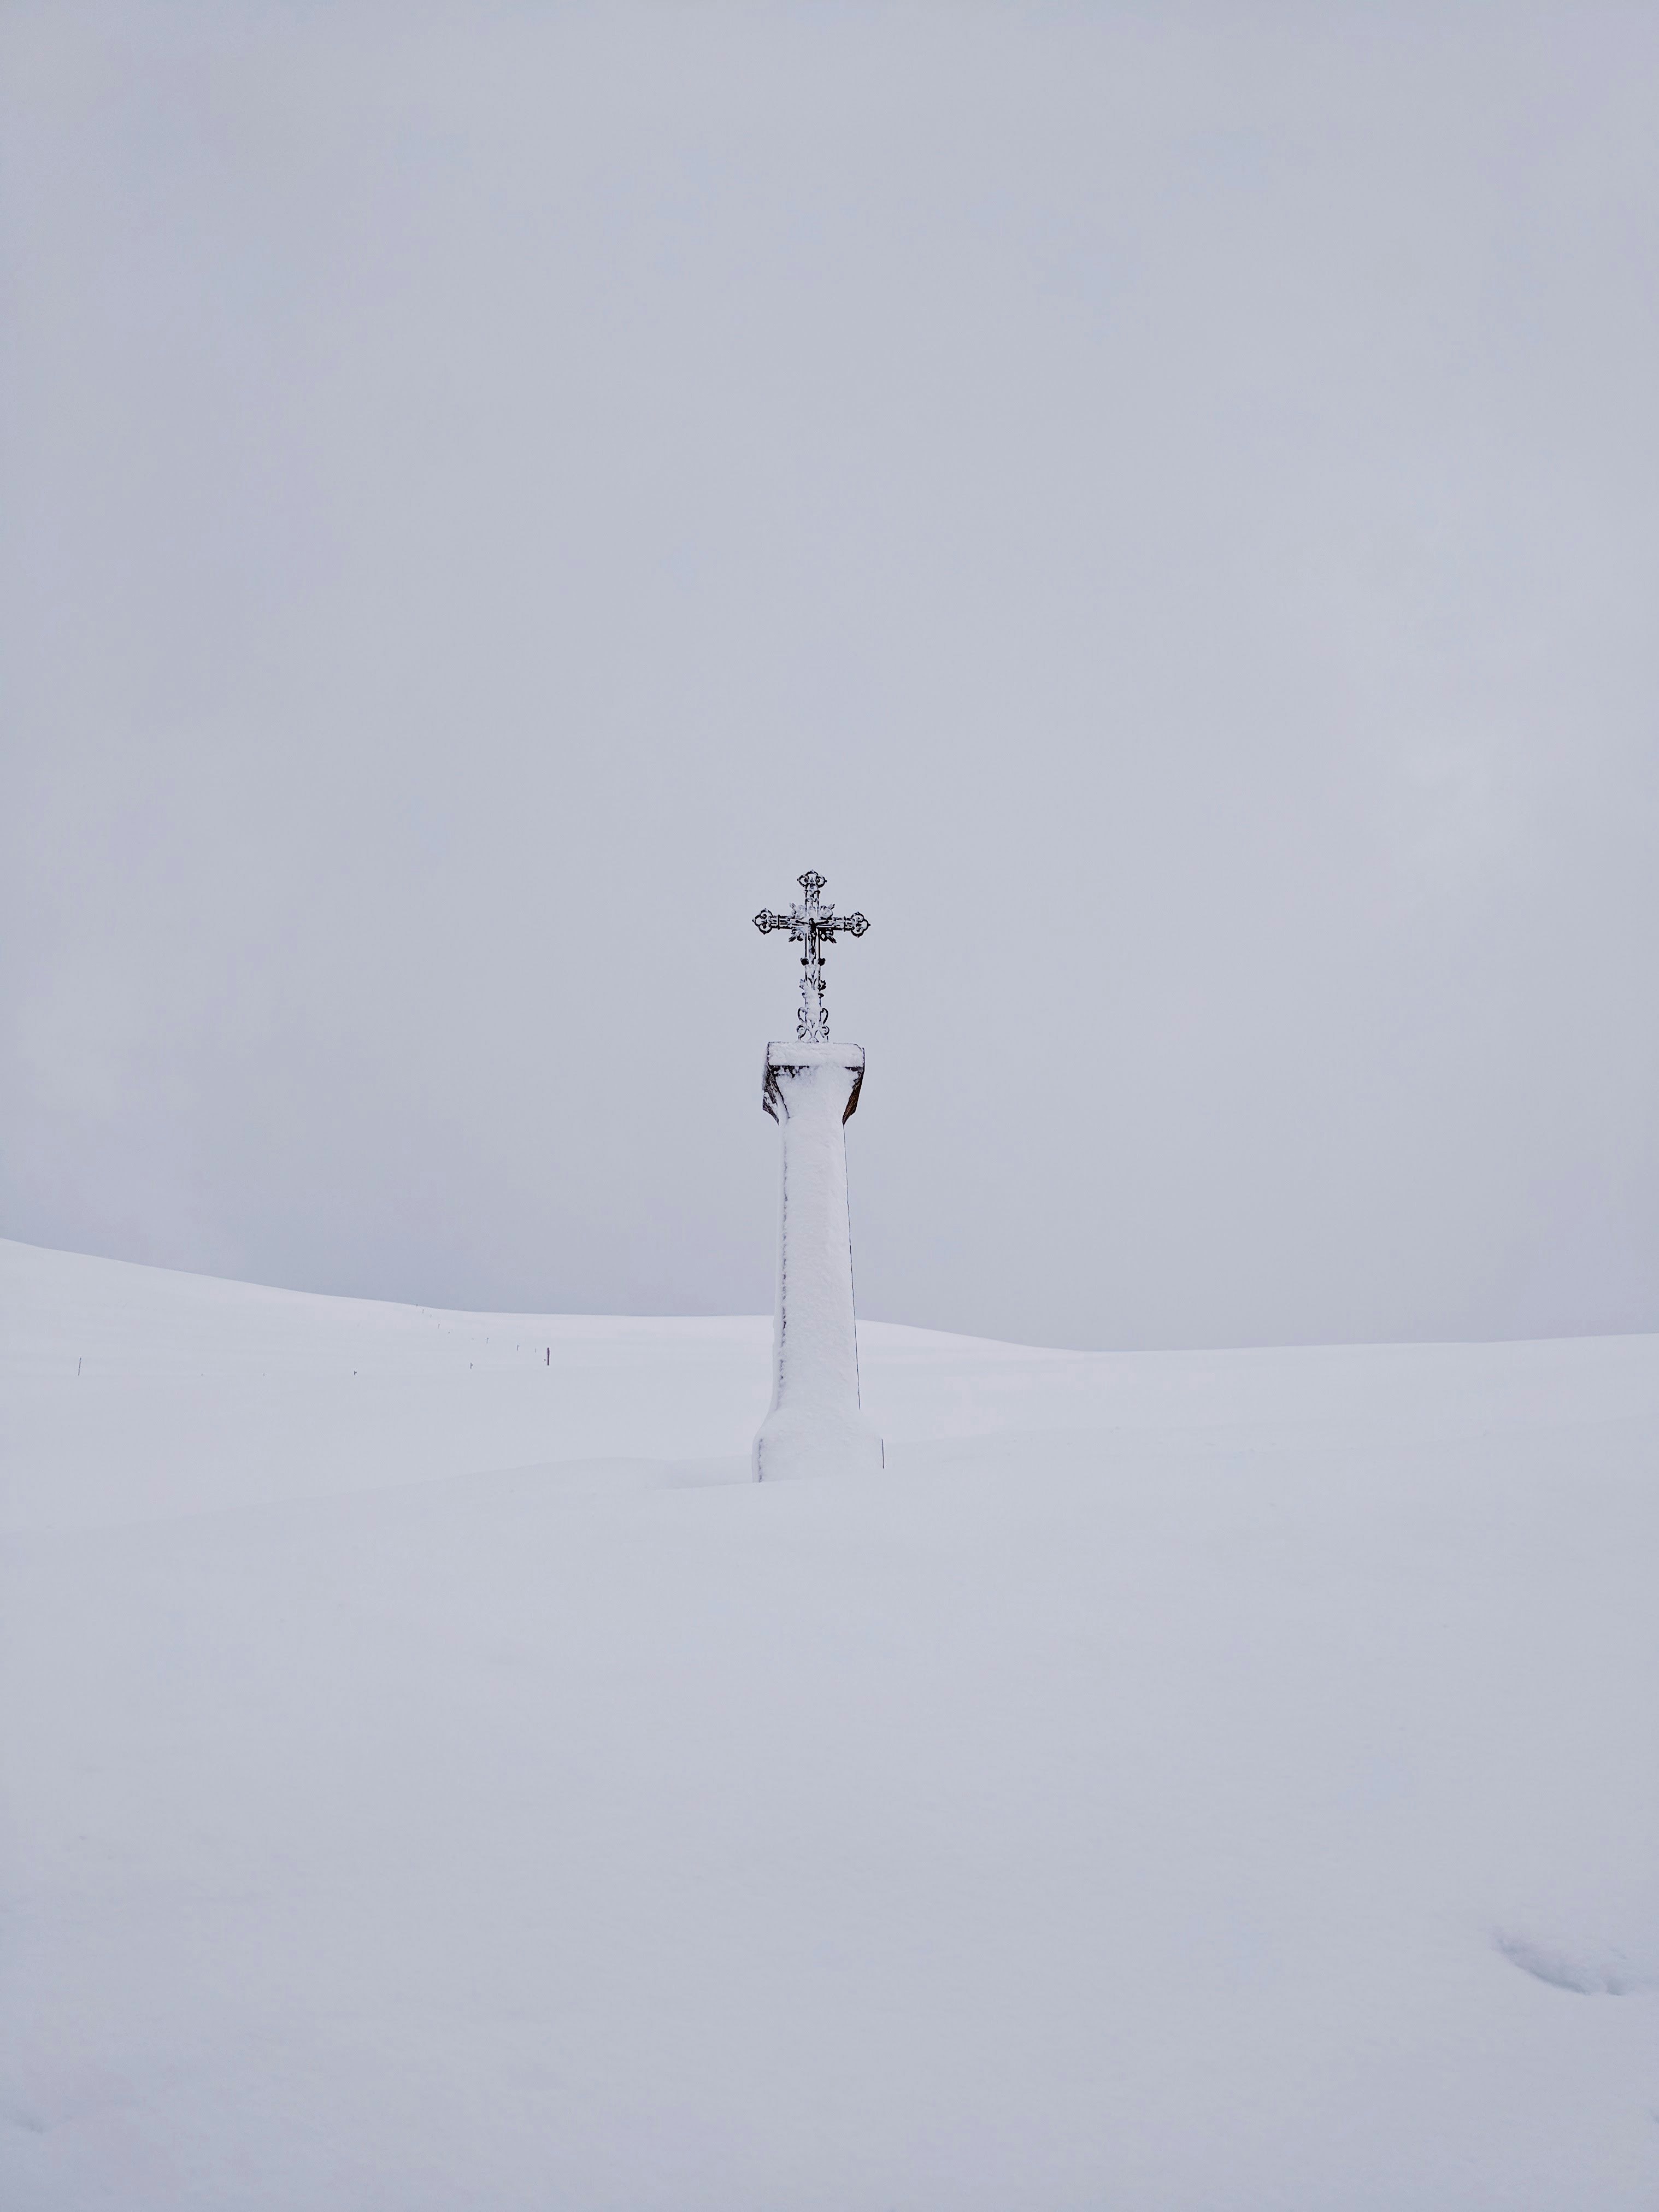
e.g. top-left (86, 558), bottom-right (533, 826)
top-left (753, 909), bottom-right (796, 934)
top-left (817, 911), bottom-right (869, 939)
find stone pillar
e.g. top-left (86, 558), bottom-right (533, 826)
top-left (753, 1041), bottom-right (885, 1482)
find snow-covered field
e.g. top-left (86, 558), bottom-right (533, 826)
top-left (2, 1234), bottom-right (1655, 2209)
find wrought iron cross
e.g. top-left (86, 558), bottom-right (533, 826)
top-left (754, 870), bottom-right (869, 1042)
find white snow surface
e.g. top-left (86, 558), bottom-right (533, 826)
top-left (2, 1234), bottom-right (1656, 2209)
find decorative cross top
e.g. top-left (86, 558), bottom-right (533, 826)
top-left (754, 870), bottom-right (869, 1042)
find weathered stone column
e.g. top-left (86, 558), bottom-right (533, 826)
top-left (753, 1041), bottom-right (884, 1482)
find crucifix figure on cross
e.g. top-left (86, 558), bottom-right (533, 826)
top-left (754, 870), bottom-right (869, 1043)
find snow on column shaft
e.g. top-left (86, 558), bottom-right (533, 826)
top-left (753, 1042), bottom-right (884, 1482)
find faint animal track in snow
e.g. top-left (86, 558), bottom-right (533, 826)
top-left (1495, 1928), bottom-right (1659, 1996)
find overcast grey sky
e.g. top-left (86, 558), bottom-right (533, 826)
top-left (3, 1), bottom-right (1657, 1349)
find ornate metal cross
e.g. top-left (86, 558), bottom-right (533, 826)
top-left (754, 870), bottom-right (869, 1042)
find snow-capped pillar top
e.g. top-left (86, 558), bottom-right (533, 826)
top-left (753, 1042), bottom-right (884, 1483)
top-left (763, 1040), bottom-right (866, 1125)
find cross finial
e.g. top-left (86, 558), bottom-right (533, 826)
top-left (754, 870), bottom-right (869, 1042)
